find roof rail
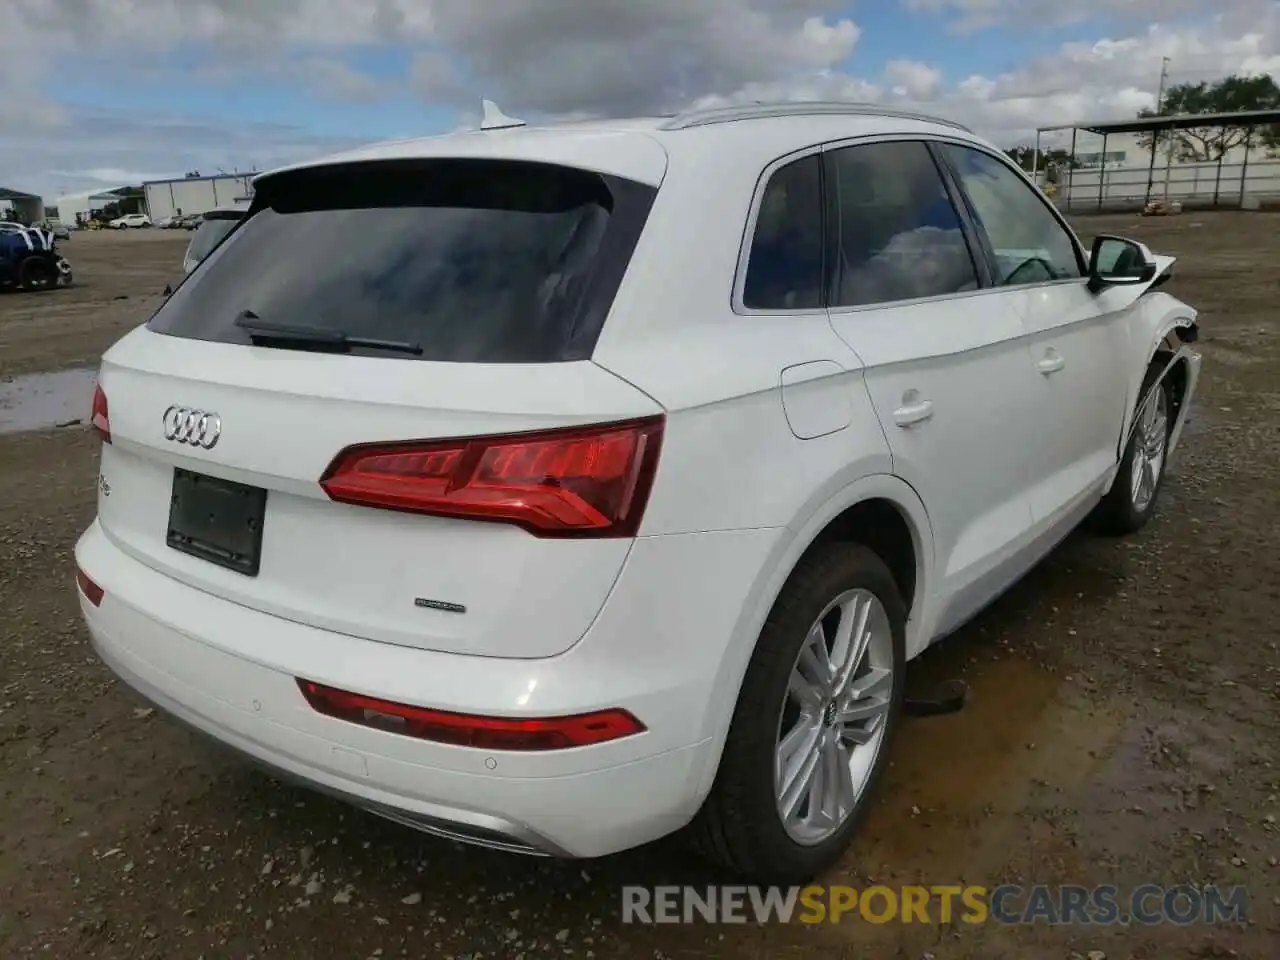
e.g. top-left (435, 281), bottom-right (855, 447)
top-left (658, 100), bottom-right (972, 134)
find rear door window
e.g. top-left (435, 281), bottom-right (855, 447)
top-left (148, 159), bottom-right (656, 362)
top-left (825, 140), bottom-right (980, 308)
top-left (740, 154), bottom-right (824, 311)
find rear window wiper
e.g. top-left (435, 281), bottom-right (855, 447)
top-left (233, 310), bottom-right (423, 356)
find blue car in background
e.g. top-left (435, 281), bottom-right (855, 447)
top-left (0, 222), bottom-right (74, 292)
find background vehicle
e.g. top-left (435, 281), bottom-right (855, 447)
top-left (31, 219), bottom-right (72, 240)
top-left (75, 101), bottom-right (1201, 884)
top-left (0, 222), bottom-right (72, 291)
top-left (182, 203), bottom-right (248, 274)
top-left (109, 213), bottom-right (152, 229)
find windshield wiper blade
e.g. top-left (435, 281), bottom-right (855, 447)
top-left (233, 310), bottom-right (423, 355)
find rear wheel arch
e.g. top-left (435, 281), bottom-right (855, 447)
top-left (691, 476), bottom-right (934, 802)
top-left (805, 498), bottom-right (921, 621)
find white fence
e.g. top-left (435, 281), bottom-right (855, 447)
top-left (1037, 157), bottom-right (1280, 211)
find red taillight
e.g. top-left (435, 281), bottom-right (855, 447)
top-left (319, 416), bottom-right (664, 538)
top-left (90, 383), bottom-right (111, 443)
top-left (296, 680), bottom-right (645, 751)
top-left (76, 567), bottom-right (104, 606)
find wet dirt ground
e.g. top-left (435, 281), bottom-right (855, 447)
top-left (0, 229), bottom-right (183, 379)
top-left (1, 219), bottom-right (1277, 959)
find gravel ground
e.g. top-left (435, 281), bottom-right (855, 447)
top-left (0, 229), bottom-right (183, 378)
top-left (1, 218), bottom-right (1278, 959)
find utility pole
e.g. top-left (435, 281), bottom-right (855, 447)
top-left (1145, 57), bottom-right (1171, 205)
top-left (1158, 57), bottom-right (1175, 201)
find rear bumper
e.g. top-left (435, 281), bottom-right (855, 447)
top-left (89, 626), bottom-right (576, 856)
top-left (75, 518), bottom-right (782, 857)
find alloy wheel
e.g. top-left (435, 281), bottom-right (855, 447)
top-left (774, 588), bottom-right (895, 845)
top-left (1130, 383), bottom-right (1169, 513)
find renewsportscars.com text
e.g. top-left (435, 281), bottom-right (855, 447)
top-left (621, 884), bottom-right (1247, 926)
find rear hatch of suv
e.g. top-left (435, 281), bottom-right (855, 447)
top-left (92, 153), bottom-right (665, 659)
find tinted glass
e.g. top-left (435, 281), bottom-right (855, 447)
top-left (185, 215), bottom-right (240, 264)
top-left (941, 144), bottom-right (1083, 285)
top-left (149, 159), bottom-right (655, 363)
top-left (827, 141), bottom-right (979, 307)
top-left (742, 155), bottom-right (823, 310)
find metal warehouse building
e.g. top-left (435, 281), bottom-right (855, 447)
top-left (143, 174), bottom-right (254, 222)
top-left (0, 187), bottom-right (45, 224)
top-left (53, 188), bottom-right (127, 225)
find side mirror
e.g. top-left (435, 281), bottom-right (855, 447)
top-left (1087, 235), bottom-right (1157, 293)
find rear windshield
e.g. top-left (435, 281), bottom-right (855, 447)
top-left (149, 158), bottom-right (656, 362)
top-left (185, 214), bottom-right (241, 264)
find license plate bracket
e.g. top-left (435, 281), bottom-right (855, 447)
top-left (166, 468), bottom-right (267, 576)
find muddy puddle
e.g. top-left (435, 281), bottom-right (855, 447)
top-left (0, 367), bottom-right (97, 435)
top-left (840, 653), bottom-right (1125, 877)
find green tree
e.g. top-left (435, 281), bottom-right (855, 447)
top-left (1138, 74), bottom-right (1280, 160)
top-left (1004, 146), bottom-right (1078, 174)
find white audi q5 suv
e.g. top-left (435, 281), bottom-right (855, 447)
top-left (76, 100), bottom-right (1201, 883)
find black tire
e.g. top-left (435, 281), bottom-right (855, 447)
top-left (688, 542), bottom-right (906, 884)
top-left (18, 257), bottom-right (57, 292)
top-left (1092, 362), bottom-right (1174, 536)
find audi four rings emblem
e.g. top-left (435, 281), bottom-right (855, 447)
top-left (162, 405), bottom-right (222, 449)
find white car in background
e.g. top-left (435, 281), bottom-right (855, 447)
top-left (75, 101), bottom-right (1201, 883)
top-left (109, 213), bottom-right (151, 229)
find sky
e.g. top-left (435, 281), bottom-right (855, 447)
top-left (2, 0), bottom-right (1278, 202)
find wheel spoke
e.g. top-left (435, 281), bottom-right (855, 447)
top-left (777, 717), bottom-right (814, 774)
top-left (1140, 458), bottom-right (1156, 502)
top-left (1148, 410), bottom-right (1168, 448)
top-left (838, 668), bottom-right (893, 725)
top-left (812, 734), bottom-right (850, 826)
top-left (1146, 414), bottom-right (1166, 453)
top-left (780, 728), bottom-right (822, 821)
top-left (838, 697), bottom-right (891, 726)
top-left (787, 667), bottom-right (823, 712)
top-left (827, 735), bottom-right (857, 816)
top-left (1140, 388), bottom-right (1161, 433)
top-left (1130, 448), bottom-right (1146, 502)
top-left (846, 666), bottom-right (893, 702)
top-left (832, 595), bottom-right (872, 696)
top-left (796, 625), bottom-right (834, 696)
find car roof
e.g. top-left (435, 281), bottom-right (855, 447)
top-left (201, 203), bottom-right (249, 217)
top-left (255, 101), bottom-right (990, 189)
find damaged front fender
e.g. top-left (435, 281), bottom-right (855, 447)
top-left (1116, 289), bottom-right (1201, 465)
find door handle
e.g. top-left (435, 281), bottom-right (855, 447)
top-left (1037, 350), bottom-right (1065, 375)
top-left (892, 399), bottom-right (934, 427)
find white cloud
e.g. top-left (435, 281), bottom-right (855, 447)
top-left (1, 1), bottom-right (1278, 199)
top-left (900, 0), bottom-right (1215, 33)
top-left (13, 112), bottom-right (365, 200)
top-left (885, 59), bottom-right (944, 100)
top-left (691, 5), bottom-right (1280, 145)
